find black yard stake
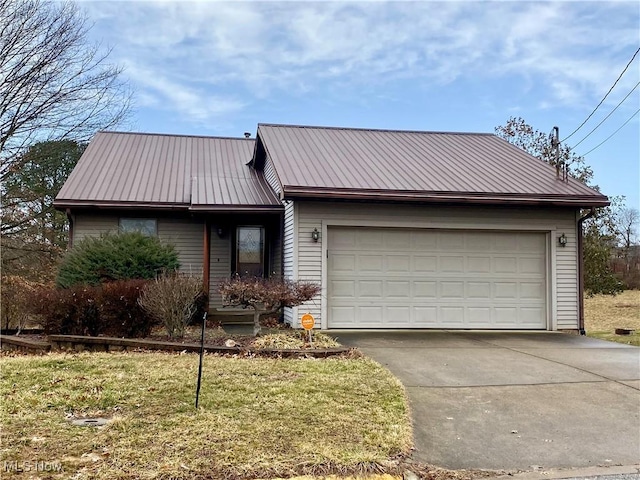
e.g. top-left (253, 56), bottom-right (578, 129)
top-left (195, 311), bottom-right (207, 409)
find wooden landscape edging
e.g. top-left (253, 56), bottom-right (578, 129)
top-left (45, 335), bottom-right (350, 357)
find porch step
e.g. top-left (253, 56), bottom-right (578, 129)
top-left (209, 311), bottom-right (279, 326)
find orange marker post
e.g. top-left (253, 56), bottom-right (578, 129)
top-left (301, 313), bottom-right (315, 346)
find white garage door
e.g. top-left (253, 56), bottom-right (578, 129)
top-left (328, 227), bottom-right (547, 329)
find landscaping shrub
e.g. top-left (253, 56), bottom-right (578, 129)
top-left (138, 273), bottom-right (204, 339)
top-left (33, 285), bottom-right (99, 335)
top-left (0, 275), bottom-right (43, 332)
top-left (56, 232), bottom-right (179, 288)
top-left (219, 276), bottom-right (321, 336)
top-left (32, 280), bottom-right (155, 337)
top-left (99, 280), bottom-right (155, 337)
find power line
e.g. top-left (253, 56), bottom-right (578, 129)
top-left (562, 46), bottom-right (640, 142)
top-left (579, 107), bottom-right (640, 157)
top-left (570, 81), bottom-right (639, 149)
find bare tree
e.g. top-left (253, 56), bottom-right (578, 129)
top-left (495, 117), bottom-right (594, 185)
top-left (0, 0), bottom-right (131, 183)
top-left (617, 207), bottom-right (639, 250)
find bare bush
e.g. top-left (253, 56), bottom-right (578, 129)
top-left (219, 277), bottom-right (321, 336)
top-left (138, 273), bottom-right (203, 339)
top-left (1, 275), bottom-right (43, 332)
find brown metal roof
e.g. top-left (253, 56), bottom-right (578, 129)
top-left (55, 131), bottom-right (282, 211)
top-left (257, 124), bottom-right (609, 207)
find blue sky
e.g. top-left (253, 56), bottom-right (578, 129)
top-left (81, 1), bottom-right (640, 209)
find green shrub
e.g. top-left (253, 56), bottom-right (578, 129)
top-left (33, 280), bottom-right (156, 337)
top-left (56, 232), bottom-right (179, 288)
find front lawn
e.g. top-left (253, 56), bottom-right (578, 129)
top-left (1, 352), bottom-right (412, 479)
top-left (585, 289), bottom-right (640, 346)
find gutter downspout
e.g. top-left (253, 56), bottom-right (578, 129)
top-left (577, 207), bottom-right (596, 335)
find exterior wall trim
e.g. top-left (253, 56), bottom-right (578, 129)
top-left (292, 201), bottom-right (300, 323)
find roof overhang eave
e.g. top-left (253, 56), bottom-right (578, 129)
top-left (53, 200), bottom-right (191, 211)
top-left (54, 200), bottom-right (285, 213)
top-left (189, 204), bottom-right (284, 213)
top-left (281, 187), bottom-right (610, 208)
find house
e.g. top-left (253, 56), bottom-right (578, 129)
top-left (54, 124), bottom-right (609, 332)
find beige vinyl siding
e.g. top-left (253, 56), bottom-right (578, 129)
top-left (73, 215), bottom-right (119, 242)
top-left (556, 214), bottom-right (579, 329)
top-left (283, 201), bottom-right (297, 325)
top-left (270, 226), bottom-right (282, 277)
top-left (157, 218), bottom-right (204, 275)
top-left (263, 154), bottom-right (282, 196)
top-left (295, 201), bottom-right (579, 330)
top-left (209, 227), bottom-right (231, 308)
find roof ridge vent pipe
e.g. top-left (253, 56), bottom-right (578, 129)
top-left (577, 207), bottom-right (596, 335)
top-left (244, 132), bottom-right (251, 138)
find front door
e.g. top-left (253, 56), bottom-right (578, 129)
top-left (235, 226), bottom-right (265, 277)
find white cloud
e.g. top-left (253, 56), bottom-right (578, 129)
top-left (82, 1), bottom-right (640, 122)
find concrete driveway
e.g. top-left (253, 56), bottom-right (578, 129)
top-left (336, 331), bottom-right (640, 471)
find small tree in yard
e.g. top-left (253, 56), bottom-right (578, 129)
top-left (219, 277), bottom-right (321, 336)
top-left (138, 273), bottom-right (204, 339)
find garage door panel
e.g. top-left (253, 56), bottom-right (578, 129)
top-left (361, 306), bottom-right (384, 322)
top-left (494, 235), bottom-right (518, 250)
top-left (414, 255), bottom-right (438, 272)
top-left (328, 228), bottom-right (547, 329)
top-left (359, 280), bottom-right (383, 298)
top-left (414, 281), bottom-right (437, 298)
top-left (386, 306), bottom-right (411, 323)
top-left (440, 306), bottom-right (465, 324)
top-left (359, 255), bottom-right (383, 272)
top-left (330, 280), bottom-right (355, 298)
top-left (412, 231), bottom-right (438, 249)
top-left (331, 307), bottom-right (356, 325)
top-left (441, 281), bottom-right (465, 298)
top-left (468, 307), bottom-right (492, 324)
top-left (520, 257), bottom-right (546, 275)
top-left (384, 230), bottom-right (411, 248)
top-left (467, 282), bottom-right (491, 299)
top-left (330, 253), bottom-right (355, 272)
top-left (521, 282), bottom-right (545, 299)
top-left (495, 307), bottom-right (518, 325)
top-left (520, 307), bottom-right (546, 325)
top-left (414, 306), bottom-right (438, 325)
top-left (494, 282), bottom-right (518, 299)
top-left (519, 234), bottom-right (546, 251)
top-left (468, 256), bottom-right (492, 273)
top-left (494, 256), bottom-right (518, 273)
top-left (387, 255), bottom-right (411, 272)
top-left (441, 256), bottom-right (465, 272)
top-left (387, 280), bottom-right (411, 298)
top-left (439, 232), bottom-right (465, 250)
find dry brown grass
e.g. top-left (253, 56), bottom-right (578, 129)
top-left (253, 332), bottom-right (341, 350)
top-left (1, 352), bottom-right (412, 479)
top-left (584, 290), bottom-right (640, 346)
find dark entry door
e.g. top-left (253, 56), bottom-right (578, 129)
top-left (236, 226), bottom-right (265, 277)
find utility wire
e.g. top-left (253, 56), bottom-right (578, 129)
top-left (579, 107), bottom-right (640, 157)
top-left (570, 81), bottom-right (640, 149)
top-left (562, 46), bottom-right (640, 142)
